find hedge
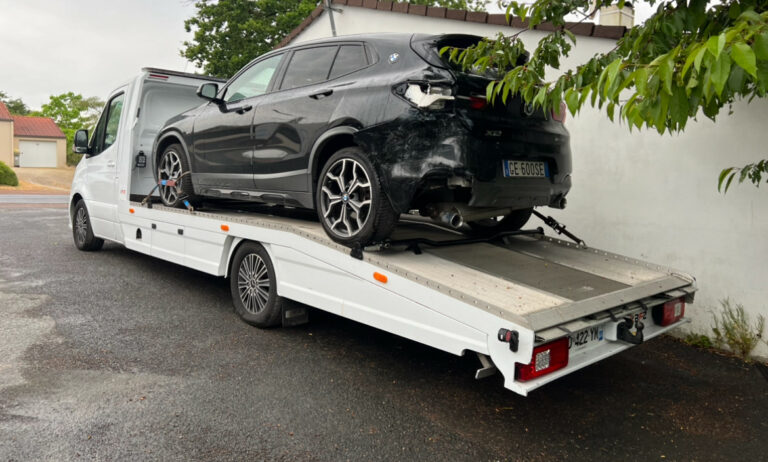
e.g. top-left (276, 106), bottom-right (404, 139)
top-left (0, 160), bottom-right (19, 186)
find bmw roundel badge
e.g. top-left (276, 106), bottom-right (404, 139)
top-left (389, 53), bottom-right (400, 63)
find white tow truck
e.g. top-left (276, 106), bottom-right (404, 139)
top-left (69, 68), bottom-right (696, 396)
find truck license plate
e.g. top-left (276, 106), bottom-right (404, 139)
top-left (568, 325), bottom-right (604, 353)
top-left (502, 160), bottom-right (549, 178)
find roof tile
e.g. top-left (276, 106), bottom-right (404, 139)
top-left (0, 101), bottom-right (12, 121)
top-left (275, 1), bottom-right (627, 50)
top-left (12, 115), bottom-right (66, 139)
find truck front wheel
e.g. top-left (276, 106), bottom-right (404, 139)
top-left (230, 242), bottom-right (283, 328)
top-left (72, 200), bottom-right (104, 251)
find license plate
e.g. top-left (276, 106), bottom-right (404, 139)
top-left (502, 160), bottom-right (549, 178)
top-left (568, 325), bottom-right (604, 353)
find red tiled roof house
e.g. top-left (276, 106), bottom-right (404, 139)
top-left (0, 101), bottom-right (67, 168)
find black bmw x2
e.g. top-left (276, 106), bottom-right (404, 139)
top-left (154, 33), bottom-right (572, 245)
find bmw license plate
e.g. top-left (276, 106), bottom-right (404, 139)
top-left (568, 325), bottom-right (604, 353)
top-left (502, 160), bottom-right (549, 178)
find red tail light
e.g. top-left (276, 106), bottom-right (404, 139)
top-left (469, 96), bottom-right (487, 110)
top-left (652, 297), bottom-right (685, 326)
top-left (551, 102), bottom-right (567, 123)
top-left (515, 338), bottom-right (569, 382)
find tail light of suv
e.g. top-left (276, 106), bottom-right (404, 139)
top-left (515, 338), bottom-right (569, 382)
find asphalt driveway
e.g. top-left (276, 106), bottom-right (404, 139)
top-left (1, 206), bottom-right (766, 461)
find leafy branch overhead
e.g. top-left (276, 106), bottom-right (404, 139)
top-left (445, 0), bottom-right (768, 190)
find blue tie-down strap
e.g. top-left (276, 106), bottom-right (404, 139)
top-left (183, 200), bottom-right (191, 209)
top-left (159, 179), bottom-right (177, 187)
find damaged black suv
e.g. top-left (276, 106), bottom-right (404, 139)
top-left (154, 33), bottom-right (572, 245)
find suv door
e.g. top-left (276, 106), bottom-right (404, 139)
top-left (250, 44), bottom-right (369, 192)
top-left (86, 91), bottom-right (126, 240)
top-left (192, 53), bottom-right (284, 191)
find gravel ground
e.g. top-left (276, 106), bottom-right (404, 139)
top-left (1, 206), bottom-right (766, 461)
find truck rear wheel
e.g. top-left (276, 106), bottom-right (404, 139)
top-left (72, 200), bottom-right (104, 251)
top-left (230, 242), bottom-right (283, 328)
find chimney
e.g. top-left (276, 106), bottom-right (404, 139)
top-left (599, 2), bottom-right (634, 27)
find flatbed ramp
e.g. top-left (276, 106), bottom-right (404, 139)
top-left (134, 203), bottom-right (694, 333)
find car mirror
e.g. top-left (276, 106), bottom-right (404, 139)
top-left (73, 129), bottom-right (89, 154)
top-left (197, 83), bottom-right (223, 104)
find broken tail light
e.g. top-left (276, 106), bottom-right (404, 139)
top-left (652, 297), bottom-right (685, 326)
top-left (551, 102), bottom-right (567, 123)
top-left (402, 83), bottom-right (455, 109)
top-left (515, 337), bottom-right (569, 382)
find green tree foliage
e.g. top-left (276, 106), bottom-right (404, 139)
top-left (446, 0), bottom-right (768, 191)
top-left (182, 0), bottom-right (318, 78)
top-left (0, 160), bottom-right (19, 186)
top-left (37, 92), bottom-right (104, 166)
top-left (181, 0), bottom-right (492, 79)
top-left (0, 91), bottom-right (30, 115)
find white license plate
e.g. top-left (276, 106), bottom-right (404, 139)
top-left (568, 325), bottom-right (604, 353)
top-left (502, 160), bottom-right (549, 178)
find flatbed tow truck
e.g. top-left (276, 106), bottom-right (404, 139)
top-left (69, 68), bottom-right (696, 396)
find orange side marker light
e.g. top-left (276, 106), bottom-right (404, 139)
top-left (129, 208), bottom-right (135, 214)
top-left (221, 224), bottom-right (230, 232)
top-left (373, 272), bottom-right (388, 284)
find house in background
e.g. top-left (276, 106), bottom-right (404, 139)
top-left (0, 101), bottom-right (66, 168)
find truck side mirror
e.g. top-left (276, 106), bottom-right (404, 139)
top-left (197, 83), bottom-right (223, 104)
top-left (73, 129), bottom-right (90, 154)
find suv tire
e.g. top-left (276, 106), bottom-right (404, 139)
top-left (316, 147), bottom-right (398, 246)
top-left (158, 143), bottom-right (198, 208)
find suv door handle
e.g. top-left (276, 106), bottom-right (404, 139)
top-left (235, 105), bottom-right (253, 114)
top-left (309, 89), bottom-right (333, 99)
top-left (107, 161), bottom-right (116, 168)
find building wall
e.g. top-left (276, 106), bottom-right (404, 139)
top-left (13, 137), bottom-right (67, 168)
top-left (0, 120), bottom-right (13, 166)
top-left (294, 7), bottom-right (768, 357)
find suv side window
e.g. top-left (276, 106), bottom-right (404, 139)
top-left (280, 46), bottom-right (337, 90)
top-left (89, 92), bottom-right (124, 156)
top-left (329, 45), bottom-right (367, 79)
top-left (225, 54), bottom-right (283, 103)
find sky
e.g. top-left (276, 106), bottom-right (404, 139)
top-left (0, 0), bottom-right (657, 111)
top-left (0, 0), bottom-right (199, 110)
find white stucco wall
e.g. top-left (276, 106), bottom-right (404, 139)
top-left (292, 6), bottom-right (768, 357)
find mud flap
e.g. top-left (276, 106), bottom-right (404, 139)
top-left (282, 299), bottom-right (309, 327)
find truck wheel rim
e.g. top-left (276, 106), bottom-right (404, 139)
top-left (75, 207), bottom-right (88, 244)
top-left (320, 158), bottom-right (372, 238)
top-left (237, 254), bottom-right (270, 314)
top-left (158, 150), bottom-right (183, 204)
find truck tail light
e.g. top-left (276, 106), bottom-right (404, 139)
top-left (551, 102), bottom-right (567, 123)
top-left (652, 297), bottom-right (685, 326)
top-left (515, 338), bottom-right (569, 382)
